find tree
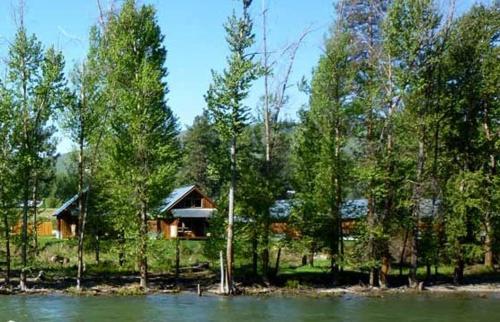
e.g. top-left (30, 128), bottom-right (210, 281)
top-left (205, 0), bottom-right (260, 294)
top-left (441, 4), bottom-right (499, 278)
top-left (341, 0), bottom-right (393, 287)
top-left (291, 20), bottom-right (356, 278)
top-left (384, 0), bottom-right (447, 288)
top-left (102, 0), bottom-right (179, 289)
top-left (62, 25), bottom-right (107, 290)
top-left (0, 85), bottom-right (18, 285)
top-left (6, 24), bottom-right (65, 289)
top-left (259, 0), bottom-right (310, 277)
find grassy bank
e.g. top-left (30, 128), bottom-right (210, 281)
top-left (1, 237), bottom-right (499, 296)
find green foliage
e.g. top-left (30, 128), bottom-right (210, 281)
top-left (100, 0), bottom-right (180, 262)
top-left (205, 1), bottom-right (260, 140)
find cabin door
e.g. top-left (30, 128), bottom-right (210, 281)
top-left (170, 223), bottom-right (178, 238)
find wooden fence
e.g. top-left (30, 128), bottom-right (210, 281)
top-left (12, 220), bottom-right (54, 237)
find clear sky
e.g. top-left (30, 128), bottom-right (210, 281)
top-left (0, 0), bottom-right (490, 153)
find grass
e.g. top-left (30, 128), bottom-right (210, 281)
top-left (1, 237), bottom-right (498, 289)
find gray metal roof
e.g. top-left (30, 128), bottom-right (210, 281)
top-left (171, 208), bottom-right (214, 218)
top-left (158, 185), bottom-right (197, 214)
top-left (270, 199), bottom-right (291, 219)
top-left (53, 188), bottom-right (88, 217)
top-left (269, 198), bottom-right (439, 220)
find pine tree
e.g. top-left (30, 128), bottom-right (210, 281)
top-left (0, 85), bottom-right (18, 285)
top-left (205, 0), bottom-right (260, 294)
top-left (62, 25), bottom-right (107, 290)
top-left (384, 0), bottom-right (444, 288)
top-left (441, 4), bottom-right (499, 280)
top-left (102, 0), bottom-right (179, 289)
top-left (6, 25), bottom-right (65, 289)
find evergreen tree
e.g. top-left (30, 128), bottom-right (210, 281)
top-left (6, 25), bottom-right (65, 289)
top-left (0, 85), bottom-right (19, 285)
top-left (384, 0), bottom-right (444, 287)
top-left (441, 4), bottom-right (500, 280)
top-left (62, 25), bottom-right (107, 289)
top-left (205, 0), bottom-right (260, 293)
top-left (101, 0), bottom-right (179, 289)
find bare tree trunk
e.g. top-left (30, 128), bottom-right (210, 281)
top-left (219, 250), bottom-right (225, 293)
top-left (309, 243), bottom-right (315, 267)
top-left (139, 201), bottom-right (148, 289)
top-left (21, 184), bottom-right (29, 290)
top-left (274, 247), bottom-right (281, 277)
top-left (379, 250), bottom-right (390, 288)
top-left (261, 0), bottom-right (271, 278)
top-left (399, 228), bottom-right (409, 276)
top-left (31, 173), bottom-right (38, 255)
top-left (226, 136), bottom-right (236, 294)
top-left (484, 219), bottom-right (494, 268)
top-left (453, 258), bottom-right (464, 285)
top-left (409, 138), bottom-right (425, 288)
top-left (76, 131), bottom-right (85, 290)
top-left (482, 110), bottom-right (496, 268)
top-left (95, 234), bottom-right (100, 264)
top-left (2, 205), bottom-right (11, 285)
top-left (252, 232), bottom-right (258, 275)
top-left (367, 195), bottom-right (377, 287)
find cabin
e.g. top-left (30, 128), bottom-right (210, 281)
top-left (53, 190), bottom-right (87, 239)
top-left (53, 185), bottom-right (216, 240)
top-left (152, 185), bottom-right (216, 239)
top-left (270, 198), bottom-right (440, 238)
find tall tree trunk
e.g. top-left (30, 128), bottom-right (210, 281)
top-left (367, 195), bottom-right (377, 286)
top-left (484, 218), bottom-right (494, 268)
top-left (453, 257), bottom-right (464, 285)
top-left (76, 133), bottom-right (85, 290)
top-left (95, 233), bottom-right (100, 264)
top-left (220, 250), bottom-right (225, 293)
top-left (31, 173), bottom-right (38, 255)
top-left (274, 247), bottom-right (281, 277)
top-left (21, 183), bottom-right (29, 290)
top-left (409, 137), bottom-right (425, 288)
top-left (399, 228), bottom-right (409, 276)
top-left (2, 204), bottom-right (10, 285)
top-left (261, 0), bottom-right (271, 278)
top-left (252, 231), bottom-right (258, 275)
top-left (226, 136), bottom-right (236, 294)
top-left (482, 110), bottom-right (496, 268)
top-left (139, 201), bottom-right (148, 289)
top-left (309, 242), bottom-right (315, 267)
top-left (261, 219), bottom-right (270, 278)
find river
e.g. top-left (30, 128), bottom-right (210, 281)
top-left (1, 293), bottom-right (499, 321)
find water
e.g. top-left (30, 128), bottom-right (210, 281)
top-left (1, 293), bottom-right (499, 322)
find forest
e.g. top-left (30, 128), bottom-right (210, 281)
top-left (0, 0), bottom-right (498, 295)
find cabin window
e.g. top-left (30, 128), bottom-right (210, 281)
top-left (193, 198), bottom-right (202, 207)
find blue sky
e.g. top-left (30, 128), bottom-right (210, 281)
top-left (0, 0), bottom-right (490, 153)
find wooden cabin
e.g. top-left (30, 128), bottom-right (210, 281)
top-left (52, 191), bottom-right (87, 239)
top-left (153, 185), bottom-right (216, 239)
top-left (53, 185), bottom-right (216, 240)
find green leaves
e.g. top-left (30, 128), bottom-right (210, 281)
top-left (206, 2), bottom-right (260, 141)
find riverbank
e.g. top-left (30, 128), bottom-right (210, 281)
top-left (1, 275), bottom-right (499, 298)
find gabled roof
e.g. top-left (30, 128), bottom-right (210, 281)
top-left (158, 184), bottom-right (214, 214)
top-left (53, 188), bottom-right (88, 217)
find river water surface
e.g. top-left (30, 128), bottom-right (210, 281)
top-left (1, 293), bottom-right (499, 322)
